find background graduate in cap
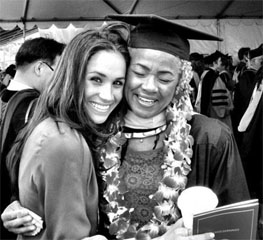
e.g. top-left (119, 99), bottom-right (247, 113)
top-left (1, 14), bottom-right (250, 240)
top-left (237, 43), bottom-right (263, 239)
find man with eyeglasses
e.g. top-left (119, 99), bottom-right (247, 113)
top-left (0, 37), bottom-right (65, 240)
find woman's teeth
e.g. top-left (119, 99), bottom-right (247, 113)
top-left (138, 96), bottom-right (155, 106)
top-left (91, 102), bottom-right (110, 111)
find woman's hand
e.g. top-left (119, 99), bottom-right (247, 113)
top-left (81, 235), bottom-right (108, 240)
top-left (156, 219), bottom-right (215, 240)
top-left (163, 228), bottom-right (215, 240)
top-left (1, 201), bottom-right (37, 236)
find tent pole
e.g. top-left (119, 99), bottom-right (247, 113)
top-left (216, 19), bottom-right (221, 51)
top-left (22, 0), bottom-right (30, 41)
top-left (103, 0), bottom-right (121, 14)
top-left (23, 23), bottom-right (26, 41)
top-left (127, 0), bottom-right (139, 14)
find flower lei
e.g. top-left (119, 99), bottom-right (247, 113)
top-left (99, 60), bottom-right (194, 240)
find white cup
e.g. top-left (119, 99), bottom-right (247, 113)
top-left (177, 186), bottom-right (218, 229)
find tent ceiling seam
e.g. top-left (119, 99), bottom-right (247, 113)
top-left (22, 0), bottom-right (30, 23)
top-left (216, 0), bottom-right (235, 19)
top-left (102, 0), bottom-right (122, 14)
top-left (21, 0), bottom-right (30, 38)
top-left (127, 0), bottom-right (140, 14)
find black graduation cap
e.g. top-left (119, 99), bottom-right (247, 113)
top-left (190, 52), bottom-right (204, 61)
top-left (204, 50), bottom-right (225, 65)
top-left (250, 43), bottom-right (263, 59)
top-left (107, 14), bottom-right (223, 60)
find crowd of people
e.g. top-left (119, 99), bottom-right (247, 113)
top-left (189, 45), bottom-right (263, 240)
top-left (0, 13), bottom-right (262, 240)
top-left (189, 44), bottom-right (262, 202)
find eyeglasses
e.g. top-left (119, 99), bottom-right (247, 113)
top-left (41, 61), bottom-right (54, 71)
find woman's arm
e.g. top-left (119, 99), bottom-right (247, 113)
top-left (27, 128), bottom-right (98, 239)
top-left (1, 202), bottom-right (108, 239)
top-left (2, 202), bottom-right (214, 240)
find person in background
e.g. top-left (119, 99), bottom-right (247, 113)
top-left (189, 52), bottom-right (204, 107)
top-left (232, 43), bottom-right (263, 149)
top-left (0, 68), bottom-right (5, 90)
top-left (0, 64), bottom-right (16, 125)
top-left (237, 45), bottom-right (263, 239)
top-left (0, 64), bottom-right (16, 123)
top-left (200, 50), bottom-right (233, 129)
top-left (219, 54), bottom-right (235, 93)
top-left (232, 47), bottom-right (250, 84)
top-left (2, 15), bottom-right (250, 240)
top-left (200, 50), bottom-right (223, 116)
top-left (0, 38), bottom-right (65, 240)
top-left (190, 52), bottom-right (205, 78)
top-left (0, 64), bottom-right (16, 92)
top-left (217, 54), bottom-right (235, 129)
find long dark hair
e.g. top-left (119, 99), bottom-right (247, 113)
top-left (6, 22), bottom-right (130, 199)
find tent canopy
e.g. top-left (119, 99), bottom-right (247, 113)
top-left (0, 0), bottom-right (262, 58)
top-left (1, 0), bottom-right (262, 30)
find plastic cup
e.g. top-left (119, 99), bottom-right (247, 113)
top-left (177, 186), bottom-right (218, 229)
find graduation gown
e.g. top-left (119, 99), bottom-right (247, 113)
top-left (232, 68), bottom-right (257, 147)
top-left (200, 68), bottom-right (218, 116)
top-left (0, 89), bottom-right (39, 240)
top-left (239, 67), bottom-right (263, 202)
top-left (187, 114), bottom-right (250, 206)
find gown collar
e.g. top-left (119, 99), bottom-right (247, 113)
top-left (124, 110), bottom-right (166, 129)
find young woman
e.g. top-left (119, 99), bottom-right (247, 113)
top-left (3, 23), bottom-right (130, 240)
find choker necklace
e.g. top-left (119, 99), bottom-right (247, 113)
top-left (123, 124), bottom-right (167, 142)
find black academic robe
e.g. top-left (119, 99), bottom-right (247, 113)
top-left (0, 88), bottom-right (39, 240)
top-left (239, 67), bottom-right (263, 202)
top-left (239, 67), bottom-right (263, 240)
top-left (200, 68), bottom-right (218, 116)
top-left (232, 68), bottom-right (257, 147)
top-left (187, 114), bottom-right (250, 206)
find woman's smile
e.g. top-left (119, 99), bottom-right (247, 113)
top-left (90, 102), bottom-right (111, 112)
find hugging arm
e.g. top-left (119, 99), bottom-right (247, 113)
top-left (1, 200), bottom-right (36, 236)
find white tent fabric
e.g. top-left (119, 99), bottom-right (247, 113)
top-left (37, 18), bottom-right (263, 63)
top-left (184, 19), bottom-right (263, 63)
top-left (38, 24), bottom-right (85, 44)
top-left (0, 0), bottom-right (262, 68)
top-left (221, 19), bottom-right (263, 62)
top-left (1, 0), bottom-right (262, 30)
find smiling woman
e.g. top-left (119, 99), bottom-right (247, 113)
top-left (125, 48), bottom-right (181, 119)
top-left (3, 22), bottom-right (130, 240)
top-left (85, 50), bottom-right (126, 124)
